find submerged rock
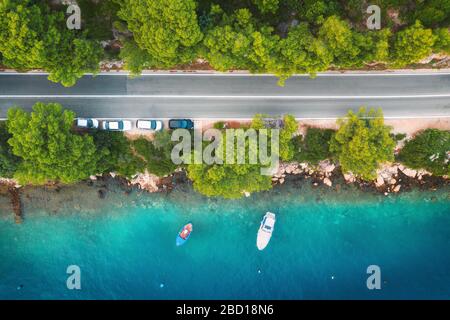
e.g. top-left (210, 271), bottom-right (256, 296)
top-left (98, 189), bottom-right (106, 199)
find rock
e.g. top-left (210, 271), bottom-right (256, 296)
top-left (393, 185), bottom-right (401, 193)
top-left (129, 170), bottom-right (160, 193)
top-left (244, 191), bottom-right (251, 197)
top-left (323, 178), bottom-right (332, 187)
top-left (343, 173), bottom-right (356, 183)
top-left (279, 178), bottom-right (285, 184)
top-left (375, 176), bottom-right (385, 187)
top-left (389, 178), bottom-right (397, 185)
top-left (319, 160), bottom-right (336, 173)
top-left (98, 189), bottom-right (106, 199)
top-left (401, 168), bottom-right (417, 178)
top-left (417, 169), bottom-right (432, 177)
top-left (110, 172), bottom-right (117, 178)
top-left (313, 182), bottom-right (318, 186)
top-left (89, 175), bottom-right (97, 181)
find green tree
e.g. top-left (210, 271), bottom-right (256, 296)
top-left (118, 0), bottom-right (203, 68)
top-left (6, 103), bottom-right (99, 184)
top-left (275, 23), bottom-right (332, 82)
top-left (93, 131), bottom-right (145, 178)
top-left (318, 16), bottom-right (361, 67)
top-left (330, 107), bottom-right (395, 180)
top-left (120, 40), bottom-right (156, 75)
top-left (0, 122), bottom-right (20, 178)
top-left (298, 0), bottom-right (341, 25)
top-left (279, 114), bottom-right (298, 161)
top-left (0, 1), bottom-right (102, 87)
top-left (44, 31), bottom-right (103, 87)
top-left (433, 28), bottom-right (450, 54)
top-left (0, 1), bottom-right (45, 70)
top-left (398, 129), bottom-right (450, 176)
top-left (252, 0), bottom-right (279, 14)
top-left (407, 0), bottom-right (450, 27)
top-left (391, 20), bottom-right (436, 66)
top-left (187, 116), bottom-right (273, 199)
top-left (293, 127), bottom-right (335, 165)
top-left (203, 8), bottom-right (274, 72)
top-left (132, 132), bottom-right (178, 177)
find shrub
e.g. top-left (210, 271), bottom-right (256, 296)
top-left (93, 131), bottom-right (145, 178)
top-left (0, 122), bottom-right (19, 178)
top-left (398, 129), bottom-right (450, 176)
top-left (293, 127), bottom-right (335, 165)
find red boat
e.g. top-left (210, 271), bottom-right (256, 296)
top-left (176, 223), bottom-right (193, 246)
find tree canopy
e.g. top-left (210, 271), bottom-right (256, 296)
top-left (398, 129), bottom-right (450, 176)
top-left (0, 0), bottom-right (102, 87)
top-left (6, 103), bottom-right (99, 184)
top-left (330, 107), bottom-right (395, 180)
top-left (391, 20), bottom-right (436, 66)
top-left (117, 0), bottom-right (203, 68)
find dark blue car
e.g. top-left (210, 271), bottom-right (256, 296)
top-left (169, 119), bottom-right (194, 129)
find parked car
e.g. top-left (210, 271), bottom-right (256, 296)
top-left (136, 120), bottom-right (163, 131)
top-left (75, 118), bottom-right (99, 129)
top-left (168, 119), bottom-right (194, 130)
top-left (101, 120), bottom-right (132, 131)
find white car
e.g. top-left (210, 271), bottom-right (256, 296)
top-left (101, 120), bottom-right (133, 131)
top-left (136, 120), bottom-right (163, 131)
top-left (75, 118), bottom-right (99, 129)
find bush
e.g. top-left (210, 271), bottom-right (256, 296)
top-left (0, 122), bottom-right (20, 178)
top-left (293, 127), bottom-right (335, 165)
top-left (132, 132), bottom-right (178, 177)
top-left (279, 115), bottom-right (298, 161)
top-left (398, 129), bottom-right (450, 176)
top-left (93, 131), bottom-right (145, 178)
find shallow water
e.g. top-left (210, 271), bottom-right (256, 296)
top-left (0, 184), bottom-right (449, 299)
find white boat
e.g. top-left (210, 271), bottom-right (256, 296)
top-left (257, 212), bottom-right (276, 250)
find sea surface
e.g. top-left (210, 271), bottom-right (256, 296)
top-left (0, 183), bottom-right (449, 300)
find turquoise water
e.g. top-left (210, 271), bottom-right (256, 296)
top-left (0, 186), bottom-right (449, 300)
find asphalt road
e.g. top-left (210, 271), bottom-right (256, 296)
top-left (0, 72), bottom-right (449, 119)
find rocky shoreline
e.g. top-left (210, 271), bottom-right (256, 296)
top-left (1, 163), bottom-right (448, 222)
top-left (271, 161), bottom-right (448, 195)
